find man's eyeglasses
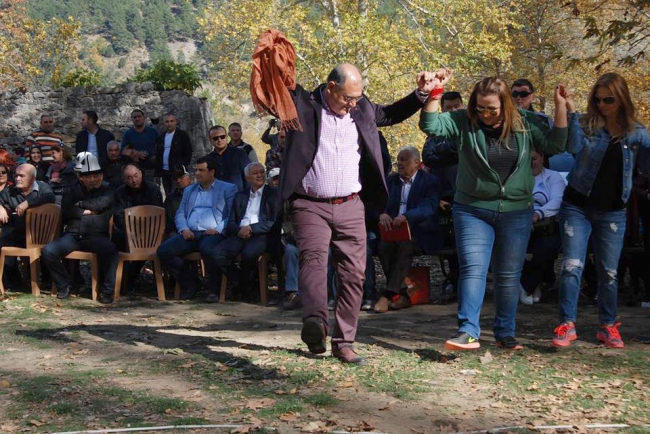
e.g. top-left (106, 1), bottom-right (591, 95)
top-left (475, 107), bottom-right (499, 116)
top-left (211, 135), bottom-right (227, 141)
top-left (512, 90), bottom-right (532, 98)
top-left (340, 93), bottom-right (364, 104)
top-left (594, 96), bottom-right (616, 105)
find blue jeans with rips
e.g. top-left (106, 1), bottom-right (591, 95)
top-left (558, 202), bottom-right (626, 325)
top-left (453, 203), bottom-right (533, 340)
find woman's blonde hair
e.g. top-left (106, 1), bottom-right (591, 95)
top-left (467, 77), bottom-right (525, 147)
top-left (582, 72), bottom-right (639, 138)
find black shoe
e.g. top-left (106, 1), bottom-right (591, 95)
top-left (282, 293), bottom-right (302, 310)
top-left (205, 293), bottom-right (220, 303)
top-left (98, 292), bottom-right (114, 304)
top-left (180, 288), bottom-right (198, 300)
top-left (56, 286), bottom-right (71, 300)
top-left (496, 336), bottom-right (524, 350)
top-left (301, 317), bottom-right (327, 354)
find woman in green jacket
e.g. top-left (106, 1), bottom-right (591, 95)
top-left (419, 71), bottom-right (569, 350)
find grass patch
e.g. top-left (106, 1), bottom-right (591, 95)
top-left (303, 392), bottom-right (339, 407)
top-left (257, 396), bottom-right (304, 418)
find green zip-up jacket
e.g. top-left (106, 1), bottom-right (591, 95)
top-left (419, 109), bottom-right (567, 212)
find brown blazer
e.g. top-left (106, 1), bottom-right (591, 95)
top-left (279, 84), bottom-right (424, 212)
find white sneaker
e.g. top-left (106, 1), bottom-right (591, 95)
top-left (532, 287), bottom-right (542, 303)
top-left (520, 286), bottom-right (534, 305)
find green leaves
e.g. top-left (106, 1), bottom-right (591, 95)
top-left (133, 60), bottom-right (203, 94)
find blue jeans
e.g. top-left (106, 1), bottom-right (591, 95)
top-left (558, 203), bottom-right (626, 325)
top-left (157, 232), bottom-right (225, 294)
top-left (453, 203), bottom-right (533, 340)
top-left (284, 242), bottom-right (299, 293)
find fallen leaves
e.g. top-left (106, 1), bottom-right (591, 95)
top-left (163, 348), bottom-right (185, 355)
top-left (479, 350), bottom-right (493, 365)
top-left (244, 398), bottom-right (276, 410)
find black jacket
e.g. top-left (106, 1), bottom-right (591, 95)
top-left (113, 180), bottom-right (163, 232)
top-left (280, 84), bottom-right (424, 211)
top-left (0, 181), bottom-right (56, 233)
top-left (61, 182), bottom-right (114, 238)
top-left (45, 161), bottom-right (79, 197)
top-left (75, 126), bottom-right (116, 165)
top-left (206, 146), bottom-right (250, 192)
top-left (225, 186), bottom-right (278, 237)
top-left (155, 128), bottom-right (192, 175)
top-left (163, 186), bottom-right (186, 236)
top-left (102, 155), bottom-right (133, 189)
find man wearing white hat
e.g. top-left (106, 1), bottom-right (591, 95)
top-left (42, 152), bottom-right (118, 303)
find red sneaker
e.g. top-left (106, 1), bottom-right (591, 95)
top-left (552, 322), bottom-right (577, 347)
top-left (596, 322), bottom-right (625, 349)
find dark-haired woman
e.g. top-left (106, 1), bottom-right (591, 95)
top-left (552, 72), bottom-right (650, 349)
top-left (419, 70), bottom-right (568, 350)
top-left (29, 146), bottom-right (50, 181)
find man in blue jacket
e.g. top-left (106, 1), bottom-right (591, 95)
top-left (374, 146), bottom-right (440, 313)
top-left (157, 156), bottom-right (237, 300)
top-left (210, 162), bottom-right (278, 303)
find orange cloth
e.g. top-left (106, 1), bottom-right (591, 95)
top-left (250, 29), bottom-right (302, 132)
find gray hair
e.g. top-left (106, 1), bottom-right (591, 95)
top-left (244, 162), bottom-right (265, 177)
top-left (106, 140), bottom-right (120, 152)
top-left (17, 163), bottom-right (37, 179)
top-left (398, 146), bottom-right (421, 161)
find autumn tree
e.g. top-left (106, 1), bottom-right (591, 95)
top-left (0, 0), bottom-right (81, 90)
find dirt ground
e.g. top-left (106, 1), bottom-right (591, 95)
top-left (1, 261), bottom-right (649, 434)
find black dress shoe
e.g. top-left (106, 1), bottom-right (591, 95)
top-left (98, 292), bottom-right (114, 304)
top-left (205, 292), bottom-right (220, 303)
top-left (301, 317), bottom-right (327, 354)
top-left (282, 293), bottom-right (302, 310)
top-left (332, 344), bottom-right (367, 365)
top-left (180, 288), bottom-right (198, 300)
top-left (56, 286), bottom-right (71, 300)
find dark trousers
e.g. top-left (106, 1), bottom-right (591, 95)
top-left (161, 171), bottom-right (173, 197)
top-left (378, 239), bottom-right (418, 294)
top-left (213, 234), bottom-right (268, 293)
top-left (0, 227), bottom-right (25, 287)
top-left (41, 234), bottom-right (118, 294)
top-left (521, 233), bottom-right (561, 294)
top-left (364, 231), bottom-right (379, 301)
top-left (291, 196), bottom-right (366, 345)
top-left (157, 232), bottom-right (225, 294)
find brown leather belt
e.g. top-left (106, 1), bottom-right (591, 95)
top-left (294, 192), bottom-right (358, 205)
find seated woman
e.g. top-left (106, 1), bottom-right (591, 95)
top-left (44, 144), bottom-right (77, 204)
top-left (29, 145), bottom-right (50, 181)
top-left (520, 149), bottom-right (566, 304)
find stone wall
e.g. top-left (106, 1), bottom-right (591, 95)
top-left (0, 83), bottom-right (214, 162)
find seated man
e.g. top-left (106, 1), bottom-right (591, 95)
top-left (42, 153), bottom-right (118, 303)
top-left (113, 164), bottom-right (164, 291)
top-left (102, 140), bottom-right (132, 189)
top-left (0, 164), bottom-right (56, 290)
top-left (157, 156), bottom-right (237, 300)
top-left (212, 162), bottom-right (278, 303)
top-left (374, 146), bottom-right (440, 313)
top-left (164, 164), bottom-right (193, 238)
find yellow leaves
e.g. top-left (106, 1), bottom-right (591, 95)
top-left (0, 0), bottom-right (80, 90)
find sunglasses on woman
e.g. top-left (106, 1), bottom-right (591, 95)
top-left (594, 96), bottom-right (616, 105)
top-left (0, 171), bottom-right (7, 175)
top-left (512, 90), bottom-right (532, 98)
top-left (475, 107), bottom-right (499, 116)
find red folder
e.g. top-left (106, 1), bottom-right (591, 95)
top-left (379, 221), bottom-right (412, 243)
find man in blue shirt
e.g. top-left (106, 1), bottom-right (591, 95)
top-left (157, 156), bottom-right (237, 300)
top-left (121, 109), bottom-right (158, 177)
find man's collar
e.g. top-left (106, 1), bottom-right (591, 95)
top-left (18, 181), bottom-right (38, 196)
top-left (199, 179), bottom-right (216, 191)
top-left (400, 171), bottom-right (418, 184)
top-left (250, 185), bottom-right (265, 196)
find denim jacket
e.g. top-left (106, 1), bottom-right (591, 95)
top-left (567, 113), bottom-right (650, 203)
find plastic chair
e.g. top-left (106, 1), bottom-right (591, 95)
top-left (219, 252), bottom-right (271, 304)
top-left (113, 205), bottom-right (166, 301)
top-left (0, 204), bottom-right (61, 296)
top-left (173, 252), bottom-right (206, 300)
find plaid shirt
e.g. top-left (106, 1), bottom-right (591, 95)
top-left (298, 94), bottom-right (361, 198)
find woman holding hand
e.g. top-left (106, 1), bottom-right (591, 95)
top-left (419, 70), bottom-right (568, 350)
